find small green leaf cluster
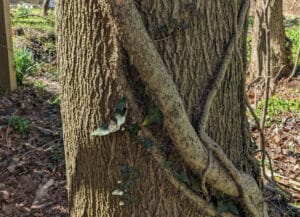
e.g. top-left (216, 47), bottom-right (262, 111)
top-left (92, 98), bottom-right (163, 146)
top-left (91, 97), bottom-right (127, 136)
top-left (214, 193), bottom-right (240, 216)
top-left (142, 107), bottom-right (163, 127)
top-left (14, 48), bottom-right (35, 85)
top-left (216, 200), bottom-right (239, 216)
top-left (286, 24), bottom-right (300, 62)
top-left (112, 165), bottom-right (139, 205)
top-left (255, 96), bottom-right (300, 126)
top-left (165, 155), bottom-right (200, 192)
top-left (46, 145), bottom-right (64, 164)
top-left (51, 96), bottom-right (61, 106)
top-left (6, 116), bottom-right (31, 134)
top-left (16, 4), bottom-right (31, 17)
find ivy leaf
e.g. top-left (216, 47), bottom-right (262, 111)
top-left (226, 202), bottom-right (239, 215)
top-left (164, 160), bottom-right (172, 168)
top-left (159, 25), bottom-right (168, 33)
top-left (216, 201), bottom-right (227, 216)
top-left (190, 176), bottom-right (200, 191)
top-left (115, 112), bottom-right (126, 127)
top-left (186, 2), bottom-right (196, 11)
top-left (171, 18), bottom-right (180, 29)
top-left (143, 107), bottom-right (162, 126)
top-left (216, 200), bottom-right (239, 216)
top-left (176, 171), bottom-right (190, 184)
top-left (126, 123), bottom-right (141, 134)
top-left (115, 97), bottom-right (127, 115)
top-left (182, 21), bottom-right (190, 30)
top-left (91, 124), bottom-right (110, 136)
top-left (142, 138), bottom-right (153, 149)
top-left (112, 188), bottom-right (124, 196)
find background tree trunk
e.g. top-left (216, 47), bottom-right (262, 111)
top-left (57, 1), bottom-right (260, 216)
top-left (249, 0), bottom-right (292, 80)
top-left (43, 0), bottom-right (50, 16)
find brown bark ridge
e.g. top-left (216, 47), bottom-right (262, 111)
top-left (57, 0), bottom-right (265, 216)
top-left (249, 0), bottom-right (292, 80)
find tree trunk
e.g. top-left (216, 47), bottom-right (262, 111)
top-left (57, 1), bottom-right (264, 216)
top-left (249, 0), bottom-right (292, 80)
top-left (43, 0), bottom-right (50, 16)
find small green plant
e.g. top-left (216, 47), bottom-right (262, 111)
top-left (142, 107), bottom-right (163, 127)
top-left (14, 48), bottom-right (35, 85)
top-left (256, 96), bottom-right (300, 116)
top-left (51, 96), bottom-right (61, 105)
top-left (112, 165), bottom-right (139, 205)
top-left (6, 116), bottom-right (31, 133)
top-left (248, 16), bottom-right (254, 28)
top-left (15, 4), bottom-right (31, 17)
top-left (33, 80), bottom-right (47, 91)
top-left (286, 25), bottom-right (300, 63)
top-left (253, 96), bottom-right (300, 126)
top-left (214, 193), bottom-right (240, 217)
top-left (247, 34), bottom-right (252, 62)
top-left (91, 97), bottom-right (127, 136)
top-left (46, 145), bottom-right (64, 164)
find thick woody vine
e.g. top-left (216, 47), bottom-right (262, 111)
top-left (92, 0), bottom-right (271, 216)
top-left (114, 0), bottom-right (268, 216)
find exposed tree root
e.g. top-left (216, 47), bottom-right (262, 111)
top-left (112, 0), bottom-right (268, 216)
top-left (201, 149), bottom-right (212, 199)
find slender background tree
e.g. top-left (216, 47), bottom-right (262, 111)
top-left (249, 0), bottom-right (292, 81)
top-left (42, 0), bottom-right (50, 16)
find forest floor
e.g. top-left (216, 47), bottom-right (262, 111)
top-left (0, 3), bottom-right (299, 217)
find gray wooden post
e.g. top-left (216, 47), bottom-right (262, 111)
top-left (0, 0), bottom-right (16, 91)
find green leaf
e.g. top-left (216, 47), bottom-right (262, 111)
top-left (115, 97), bottom-right (127, 115)
top-left (176, 171), bottom-right (190, 184)
top-left (143, 107), bottom-right (163, 126)
top-left (216, 200), bottom-right (239, 216)
top-left (120, 165), bottom-right (128, 174)
top-left (159, 25), bottom-right (168, 33)
top-left (227, 202), bottom-right (239, 215)
top-left (182, 22), bottom-right (190, 30)
top-left (190, 176), bottom-right (200, 191)
top-left (164, 160), bottom-right (172, 167)
top-left (126, 123), bottom-right (141, 134)
top-left (91, 111), bottom-right (127, 137)
top-left (115, 112), bottom-right (126, 127)
top-left (171, 18), bottom-right (179, 29)
top-left (142, 138), bottom-right (153, 149)
top-left (112, 188), bottom-right (124, 196)
top-left (91, 126), bottom-right (110, 136)
top-left (186, 2), bottom-right (196, 11)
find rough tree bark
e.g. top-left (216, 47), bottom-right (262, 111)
top-left (57, 0), bottom-right (267, 216)
top-left (249, 0), bottom-right (292, 80)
